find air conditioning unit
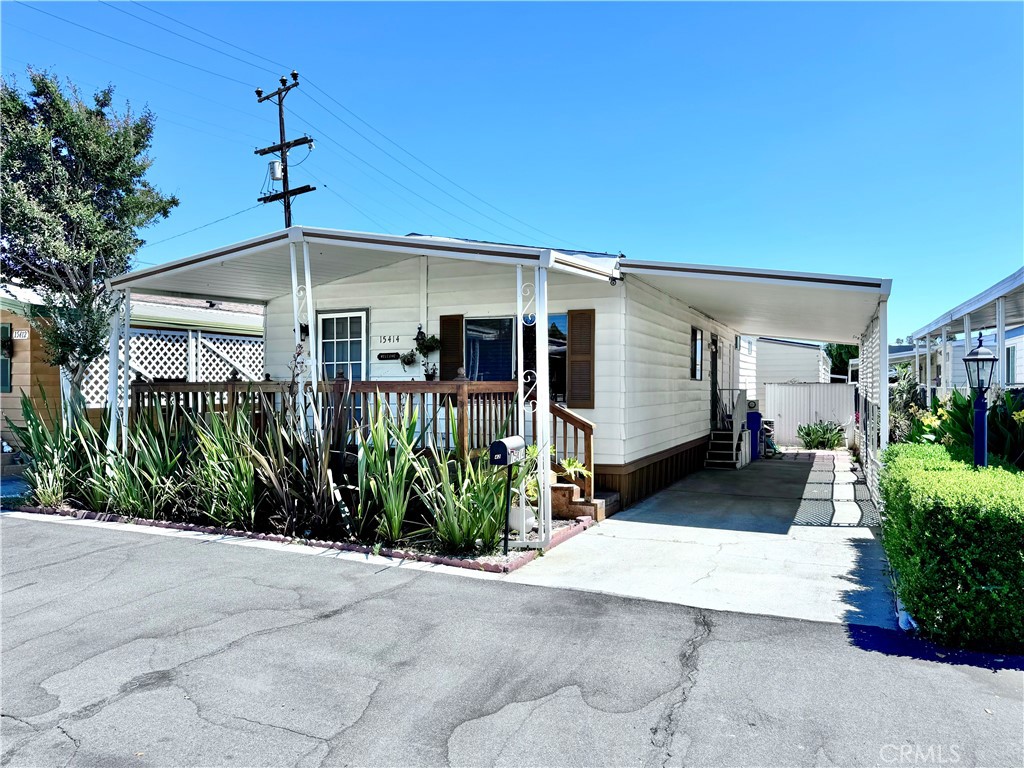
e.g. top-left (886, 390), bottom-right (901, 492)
top-left (747, 399), bottom-right (759, 411)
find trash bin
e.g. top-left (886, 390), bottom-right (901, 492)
top-left (746, 411), bottom-right (763, 461)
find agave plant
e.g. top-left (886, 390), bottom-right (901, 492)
top-left (797, 420), bottom-right (845, 450)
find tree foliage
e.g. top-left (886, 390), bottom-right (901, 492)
top-left (1, 69), bottom-right (178, 388)
top-left (824, 343), bottom-right (859, 378)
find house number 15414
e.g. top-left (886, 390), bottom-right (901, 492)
top-left (379, 335), bottom-right (400, 344)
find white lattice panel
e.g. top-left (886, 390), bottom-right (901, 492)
top-left (80, 330), bottom-right (265, 407)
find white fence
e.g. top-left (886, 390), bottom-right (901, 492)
top-left (80, 329), bottom-right (264, 408)
top-left (764, 383), bottom-right (857, 447)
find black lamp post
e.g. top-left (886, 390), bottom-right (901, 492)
top-left (962, 332), bottom-right (998, 468)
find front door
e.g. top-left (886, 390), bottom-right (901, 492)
top-left (320, 311), bottom-right (367, 381)
top-left (710, 333), bottom-right (720, 428)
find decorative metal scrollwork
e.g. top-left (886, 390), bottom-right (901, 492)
top-left (521, 369), bottom-right (539, 412)
top-left (520, 282), bottom-right (537, 327)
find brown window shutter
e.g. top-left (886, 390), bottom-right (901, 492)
top-left (566, 309), bottom-right (595, 409)
top-left (439, 314), bottom-right (464, 380)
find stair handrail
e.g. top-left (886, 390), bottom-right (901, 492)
top-left (550, 402), bottom-right (595, 500)
top-left (732, 391), bottom-right (748, 463)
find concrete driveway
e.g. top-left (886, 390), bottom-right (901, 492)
top-left (510, 450), bottom-right (897, 628)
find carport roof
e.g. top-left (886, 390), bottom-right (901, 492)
top-left (110, 226), bottom-right (890, 343)
top-left (619, 259), bottom-right (890, 344)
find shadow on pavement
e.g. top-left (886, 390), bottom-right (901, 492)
top-left (845, 623), bottom-right (1024, 672)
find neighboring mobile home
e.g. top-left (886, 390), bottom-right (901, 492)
top-left (104, 227), bottom-right (893, 529)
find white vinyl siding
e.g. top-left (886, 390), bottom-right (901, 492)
top-left (264, 255), bottom-right (627, 464)
top-left (622, 277), bottom-right (739, 464)
top-left (754, 340), bottom-right (830, 406)
top-left (738, 336), bottom-right (757, 400)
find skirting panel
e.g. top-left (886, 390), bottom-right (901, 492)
top-left (595, 436), bottom-right (710, 510)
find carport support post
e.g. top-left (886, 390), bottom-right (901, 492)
top-left (925, 334), bottom-right (932, 407)
top-left (288, 240), bottom-right (307, 426)
top-left (879, 298), bottom-right (889, 452)
top-left (515, 264), bottom-right (527, 542)
top-left (995, 296), bottom-right (1006, 389)
top-left (120, 288), bottom-right (132, 449)
top-left (534, 259), bottom-right (552, 547)
top-left (104, 294), bottom-right (124, 451)
top-left (302, 240), bottom-right (320, 417)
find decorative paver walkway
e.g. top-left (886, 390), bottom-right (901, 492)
top-left (508, 449), bottom-right (897, 628)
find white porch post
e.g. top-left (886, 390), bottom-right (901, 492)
top-left (515, 264), bottom-right (527, 541)
top-left (996, 296), bottom-right (1006, 389)
top-left (925, 334), bottom-right (932, 406)
top-left (940, 326), bottom-right (948, 394)
top-left (963, 315), bottom-right (971, 390)
top-left (917, 335), bottom-right (925, 385)
top-left (104, 296), bottom-right (123, 450)
top-left (288, 241), bottom-right (307, 423)
top-left (187, 330), bottom-right (197, 382)
top-left (879, 297), bottom-right (889, 452)
top-left (120, 288), bottom-right (132, 448)
top-left (302, 240), bottom-right (320, 407)
top-left (534, 259), bottom-right (552, 546)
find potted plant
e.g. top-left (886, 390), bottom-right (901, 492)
top-left (423, 363), bottom-right (438, 381)
top-left (415, 333), bottom-right (442, 357)
top-left (399, 350), bottom-right (418, 370)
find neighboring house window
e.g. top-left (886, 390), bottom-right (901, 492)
top-left (1007, 346), bottom-right (1017, 385)
top-left (691, 327), bottom-right (703, 380)
top-left (320, 311), bottom-right (367, 381)
top-left (0, 323), bottom-right (11, 394)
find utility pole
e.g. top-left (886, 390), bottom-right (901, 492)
top-left (255, 70), bottom-right (315, 227)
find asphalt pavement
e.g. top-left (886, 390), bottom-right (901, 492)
top-left (2, 514), bottom-right (1021, 768)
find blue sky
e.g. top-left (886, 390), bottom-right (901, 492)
top-left (3, 1), bottom-right (1021, 342)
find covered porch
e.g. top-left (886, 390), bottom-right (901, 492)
top-left (105, 227), bottom-right (618, 546)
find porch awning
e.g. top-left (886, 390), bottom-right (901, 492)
top-left (109, 226), bottom-right (617, 303)
top-left (618, 260), bottom-right (891, 344)
top-left (911, 267), bottom-right (1023, 339)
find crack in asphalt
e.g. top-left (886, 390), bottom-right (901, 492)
top-left (649, 610), bottom-right (714, 768)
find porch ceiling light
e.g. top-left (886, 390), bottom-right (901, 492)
top-left (963, 333), bottom-right (997, 393)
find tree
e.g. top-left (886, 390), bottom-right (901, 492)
top-left (824, 343), bottom-right (859, 379)
top-left (1, 70), bottom-right (178, 391)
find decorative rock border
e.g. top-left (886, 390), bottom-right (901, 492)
top-left (12, 504), bottom-right (595, 574)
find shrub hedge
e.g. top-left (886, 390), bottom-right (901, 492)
top-left (880, 443), bottom-right (1024, 653)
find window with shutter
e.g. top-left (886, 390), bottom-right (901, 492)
top-left (439, 314), bottom-right (464, 380)
top-left (566, 309), bottom-right (595, 409)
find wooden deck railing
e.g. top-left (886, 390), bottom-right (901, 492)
top-left (130, 378), bottom-right (595, 499)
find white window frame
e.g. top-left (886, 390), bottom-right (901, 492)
top-left (319, 309), bottom-right (368, 381)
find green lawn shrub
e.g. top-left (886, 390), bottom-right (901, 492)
top-left (880, 443), bottom-right (1024, 653)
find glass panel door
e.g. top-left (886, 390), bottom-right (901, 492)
top-left (320, 311), bottom-right (367, 381)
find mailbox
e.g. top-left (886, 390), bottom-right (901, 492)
top-left (489, 436), bottom-right (526, 467)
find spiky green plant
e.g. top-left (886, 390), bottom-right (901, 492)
top-left (188, 406), bottom-right (257, 530)
top-left (357, 397), bottom-right (426, 545)
top-left (6, 391), bottom-right (78, 507)
top-left (105, 414), bottom-right (183, 519)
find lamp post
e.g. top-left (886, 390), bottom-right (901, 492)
top-left (962, 333), bottom-right (998, 468)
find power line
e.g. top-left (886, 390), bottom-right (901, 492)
top-left (12, 2), bottom-right (254, 88)
top-left (297, 167), bottom-right (395, 234)
top-left (130, 0), bottom-right (288, 72)
top-left (284, 106), bottom-right (507, 240)
top-left (139, 204), bottom-right (263, 249)
top-left (4, 22), bottom-right (274, 128)
top-left (98, 1), bottom-right (280, 78)
top-left (119, 1), bottom-right (579, 248)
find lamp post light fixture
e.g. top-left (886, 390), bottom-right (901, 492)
top-left (962, 332), bottom-right (998, 468)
